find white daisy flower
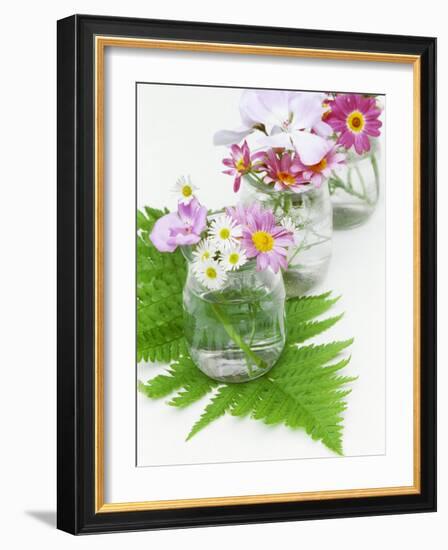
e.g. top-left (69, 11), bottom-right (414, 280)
top-left (195, 259), bottom-right (227, 290)
top-left (209, 214), bottom-right (242, 251)
top-left (192, 238), bottom-right (217, 265)
top-left (220, 245), bottom-right (248, 271)
top-left (172, 175), bottom-right (198, 205)
top-left (281, 216), bottom-right (300, 244)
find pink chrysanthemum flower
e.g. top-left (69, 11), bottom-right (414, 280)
top-left (226, 202), bottom-right (262, 227)
top-left (326, 94), bottom-right (382, 155)
top-left (241, 206), bottom-right (294, 273)
top-left (299, 146), bottom-right (346, 187)
top-left (222, 141), bottom-right (264, 192)
top-left (262, 149), bottom-right (308, 192)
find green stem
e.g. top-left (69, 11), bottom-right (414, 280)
top-left (354, 165), bottom-right (367, 198)
top-left (210, 303), bottom-right (266, 371)
top-left (370, 152), bottom-right (380, 202)
top-left (248, 303), bottom-right (258, 347)
top-left (245, 172), bottom-right (269, 192)
top-left (288, 237), bottom-right (330, 266)
top-left (329, 174), bottom-right (372, 204)
top-left (287, 235), bottom-right (307, 265)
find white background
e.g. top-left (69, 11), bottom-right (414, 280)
top-left (136, 84), bottom-right (387, 466)
top-left (0, 1), bottom-right (444, 549)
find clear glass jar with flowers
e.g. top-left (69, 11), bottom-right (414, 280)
top-left (149, 184), bottom-right (293, 383)
top-left (214, 90), bottom-right (344, 297)
top-left (324, 93), bottom-right (383, 229)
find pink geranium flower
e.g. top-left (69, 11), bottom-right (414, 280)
top-left (222, 141), bottom-right (264, 192)
top-left (262, 149), bottom-right (307, 191)
top-left (326, 94), bottom-right (382, 155)
top-left (240, 205), bottom-right (294, 273)
top-left (150, 198), bottom-right (207, 252)
top-left (299, 146), bottom-right (346, 187)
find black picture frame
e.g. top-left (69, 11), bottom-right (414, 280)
top-left (57, 14), bottom-right (436, 534)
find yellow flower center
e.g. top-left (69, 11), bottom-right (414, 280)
top-left (201, 251), bottom-right (211, 261)
top-left (228, 253), bottom-right (239, 265)
top-left (309, 158), bottom-right (328, 173)
top-left (235, 158), bottom-right (248, 172)
top-left (181, 185), bottom-right (193, 197)
top-left (252, 231), bottom-right (274, 252)
top-left (347, 111), bottom-right (365, 133)
top-left (205, 267), bottom-right (217, 279)
top-left (277, 171), bottom-right (296, 186)
top-left (219, 228), bottom-right (230, 240)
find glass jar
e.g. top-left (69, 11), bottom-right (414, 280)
top-left (241, 177), bottom-right (333, 298)
top-left (329, 142), bottom-right (380, 230)
top-left (183, 259), bottom-right (286, 383)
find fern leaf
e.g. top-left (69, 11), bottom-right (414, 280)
top-left (137, 318), bottom-right (187, 363)
top-left (229, 379), bottom-right (266, 417)
top-left (136, 219), bottom-right (187, 364)
top-left (274, 340), bottom-right (353, 378)
top-left (138, 358), bottom-right (215, 402)
top-left (286, 293), bottom-right (340, 324)
top-left (286, 314), bottom-right (344, 344)
top-left (168, 359), bottom-right (218, 408)
top-left (186, 385), bottom-right (242, 440)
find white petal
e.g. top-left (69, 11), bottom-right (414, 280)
top-left (240, 90), bottom-right (291, 131)
top-left (213, 127), bottom-right (253, 145)
top-left (313, 120), bottom-right (333, 137)
top-left (251, 131), bottom-right (293, 150)
top-left (289, 93), bottom-right (325, 130)
top-left (291, 132), bottom-right (331, 165)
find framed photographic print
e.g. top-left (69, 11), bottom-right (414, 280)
top-left (57, 14), bottom-right (436, 534)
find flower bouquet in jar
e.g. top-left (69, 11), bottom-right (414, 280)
top-left (149, 178), bottom-right (295, 383)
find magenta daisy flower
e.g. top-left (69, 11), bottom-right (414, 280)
top-left (299, 146), bottom-right (346, 187)
top-left (326, 94), bottom-right (382, 155)
top-left (226, 202), bottom-right (263, 227)
top-left (222, 140), bottom-right (264, 192)
top-left (241, 206), bottom-right (294, 273)
top-left (262, 149), bottom-right (307, 191)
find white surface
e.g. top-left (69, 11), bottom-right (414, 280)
top-left (104, 43), bottom-right (413, 503)
top-left (1, 1), bottom-right (446, 549)
top-left (136, 84), bottom-right (386, 466)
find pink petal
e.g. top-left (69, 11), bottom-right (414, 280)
top-left (150, 213), bottom-right (183, 252)
top-left (169, 232), bottom-right (201, 247)
top-left (257, 253), bottom-right (269, 271)
top-left (192, 205), bottom-right (207, 234)
top-left (338, 130), bottom-right (355, 149)
top-left (233, 175), bottom-right (242, 193)
top-left (354, 133), bottom-right (371, 154)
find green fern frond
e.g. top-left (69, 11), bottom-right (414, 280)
top-left (138, 357), bottom-right (215, 401)
top-left (186, 385), bottom-right (242, 441)
top-left (286, 314), bottom-right (344, 344)
top-left (286, 292), bottom-right (340, 323)
top-left (137, 318), bottom-right (187, 363)
top-left (136, 208), bottom-right (187, 364)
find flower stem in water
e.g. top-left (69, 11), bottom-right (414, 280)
top-left (210, 302), bottom-right (266, 373)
